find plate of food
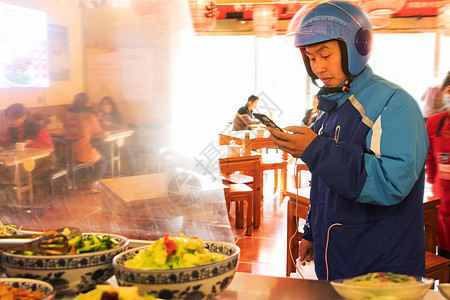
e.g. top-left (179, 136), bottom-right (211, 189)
top-left (330, 272), bottom-right (434, 300)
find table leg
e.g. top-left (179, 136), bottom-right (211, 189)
top-left (110, 142), bottom-right (115, 177)
top-left (14, 165), bottom-right (22, 205)
top-left (27, 171), bottom-right (33, 204)
top-left (253, 181), bottom-right (261, 229)
top-left (117, 146), bottom-right (121, 176)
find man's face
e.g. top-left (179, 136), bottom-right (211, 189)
top-left (304, 40), bottom-right (346, 88)
top-left (248, 99), bottom-right (259, 111)
top-left (7, 114), bottom-right (26, 128)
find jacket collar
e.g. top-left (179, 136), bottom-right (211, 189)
top-left (316, 66), bottom-right (372, 113)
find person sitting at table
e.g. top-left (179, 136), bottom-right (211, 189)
top-left (0, 103), bottom-right (54, 201)
top-left (232, 95), bottom-right (261, 131)
top-left (64, 93), bottom-right (107, 193)
top-left (0, 103), bottom-right (52, 149)
top-left (97, 96), bottom-right (124, 130)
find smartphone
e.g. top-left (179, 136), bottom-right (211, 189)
top-left (253, 113), bottom-right (284, 132)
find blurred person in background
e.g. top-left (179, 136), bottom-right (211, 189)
top-left (65, 93), bottom-right (106, 193)
top-left (0, 103), bottom-right (54, 200)
top-left (1, 103), bottom-right (52, 149)
top-left (421, 72), bottom-right (449, 122)
top-left (301, 96), bottom-right (319, 127)
top-left (232, 95), bottom-right (261, 131)
top-left (425, 71), bottom-right (450, 259)
top-left (97, 96), bottom-right (124, 130)
top-left (268, 1), bottom-right (428, 280)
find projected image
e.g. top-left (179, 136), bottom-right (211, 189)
top-left (0, 2), bottom-right (48, 88)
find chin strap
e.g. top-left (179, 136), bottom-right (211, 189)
top-left (317, 77), bottom-right (353, 95)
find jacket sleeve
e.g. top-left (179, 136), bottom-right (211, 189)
top-left (425, 117), bottom-right (436, 184)
top-left (302, 91), bottom-right (428, 206)
top-left (28, 129), bottom-right (53, 149)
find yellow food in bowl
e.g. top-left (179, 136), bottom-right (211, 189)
top-left (124, 233), bottom-right (228, 270)
top-left (75, 285), bottom-right (156, 300)
top-left (343, 272), bottom-right (418, 287)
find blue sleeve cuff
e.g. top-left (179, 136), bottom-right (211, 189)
top-left (301, 135), bottom-right (323, 168)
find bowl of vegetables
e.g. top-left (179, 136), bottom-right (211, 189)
top-left (2, 231), bottom-right (129, 295)
top-left (0, 222), bottom-right (19, 275)
top-left (113, 233), bottom-right (240, 300)
top-left (0, 278), bottom-right (55, 300)
top-left (330, 272), bottom-right (434, 300)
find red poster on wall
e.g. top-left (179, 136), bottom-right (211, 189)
top-left (216, 0), bottom-right (445, 19)
top-left (396, 0), bottom-right (445, 16)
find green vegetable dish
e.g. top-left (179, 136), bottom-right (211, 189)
top-left (11, 231), bottom-right (120, 255)
top-left (124, 233), bottom-right (228, 270)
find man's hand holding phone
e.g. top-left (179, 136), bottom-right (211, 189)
top-left (268, 125), bottom-right (317, 158)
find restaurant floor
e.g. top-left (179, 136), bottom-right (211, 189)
top-left (0, 169), bottom-right (293, 278)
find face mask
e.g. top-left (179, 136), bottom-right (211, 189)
top-left (444, 93), bottom-right (450, 108)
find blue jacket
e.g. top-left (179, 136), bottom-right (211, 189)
top-left (301, 66), bottom-right (428, 281)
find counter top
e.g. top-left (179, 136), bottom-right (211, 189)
top-left (57, 272), bottom-right (447, 299)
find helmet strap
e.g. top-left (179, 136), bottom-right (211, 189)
top-left (337, 40), bottom-right (352, 78)
top-left (318, 78), bottom-right (353, 95)
top-left (300, 48), bottom-right (318, 81)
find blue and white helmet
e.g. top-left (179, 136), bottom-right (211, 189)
top-left (295, 1), bottom-right (372, 79)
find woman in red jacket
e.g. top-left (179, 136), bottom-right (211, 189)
top-left (0, 103), bottom-right (54, 202)
top-left (426, 73), bottom-right (450, 259)
top-left (1, 103), bottom-right (53, 149)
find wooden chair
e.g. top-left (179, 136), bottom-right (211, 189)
top-left (64, 139), bottom-right (94, 195)
top-left (219, 155), bottom-right (262, 235)
top-left (49, 138), bottom-right (71, 208)
top-left (225, 183), bottom-right (253, 235)
top-left (423, 196), bottom-right (450, 283)
top-left (294, 162), bottom-right (310, 189)
top-left (286, 188), bottom-right (310, 276)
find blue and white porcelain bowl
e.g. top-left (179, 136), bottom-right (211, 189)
top-left (2, 233), bottom-right (129, 295)
top-left (0, 226), bottom-right (19, 275)
top-left (0, 278), bottom-right (55, 299)
top-left (113, 241), bottom-right (240, 300)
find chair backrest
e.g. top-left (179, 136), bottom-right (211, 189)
top-left (219, 155), bottom-right (262, 200)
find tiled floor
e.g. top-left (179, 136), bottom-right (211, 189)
top-left (0, 168), bottom-right (293, 279)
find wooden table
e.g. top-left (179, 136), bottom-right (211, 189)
top-left (101, 172), bottom-right (227, 218)
top-left (0, 147), bottom-right (53, 205)
top-left (48, 128), bottom-right (135, 177)
top-left (100, 129), bottom-right (134, 177)
top-left (219, 155), bottom-right (262, 231)
top-left (101, 173), bottom-right (169, 217)
top-left (219, 130), bottom-right (279, 151)
top-left (219, 130), bottom-right (288, 196)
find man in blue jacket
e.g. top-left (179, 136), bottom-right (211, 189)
top-left (268, 1), bottom-right (428, 280)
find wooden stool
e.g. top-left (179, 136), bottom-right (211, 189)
top-left (224, 183), bottom-right (253, 236)
top-left (426, 251), bottom-right (450, 283)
